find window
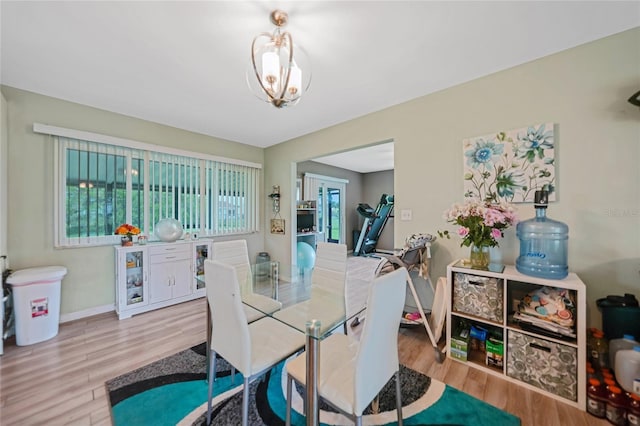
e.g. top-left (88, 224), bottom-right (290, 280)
top-left (47, 127), bottom-right (261, 248)
top-left (59, 138), bottom-right (143, 246)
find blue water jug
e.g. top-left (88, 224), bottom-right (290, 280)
top-left (516, 190), bottom-right (569, 279)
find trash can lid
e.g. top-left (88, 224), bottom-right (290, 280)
top-left (6, 266), bottom-right (68, 286)
top-left (597, 293), bottom-right (639, 308)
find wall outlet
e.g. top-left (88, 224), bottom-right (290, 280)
top-left (400, 209), bottom-right (412, 221)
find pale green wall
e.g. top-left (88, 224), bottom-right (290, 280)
top-left (362, 170), bottom-right (394, 251)
top-left (2, 86), bottom-right (265, 318)
top-left (265, 28), bottom-right (640, 327)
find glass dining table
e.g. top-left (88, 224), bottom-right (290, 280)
top-left (199, 260), bottom-right (363, 426)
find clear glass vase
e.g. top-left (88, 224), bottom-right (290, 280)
top-left (470, 244), bottom-right (490, 269)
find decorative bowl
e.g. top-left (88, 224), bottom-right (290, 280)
top-left (155, 218), bottom-right (184, 242)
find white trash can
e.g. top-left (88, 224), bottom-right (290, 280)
top-left (6, 266), bottom-right (67, 346)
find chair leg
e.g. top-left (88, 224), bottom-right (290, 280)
top-left (206, 345), bottom-right (210, 376)
top-left (285, 374), bottom-right (293, 426)
top-left (395, 369), bottom-right (403, 426)
top-left (211, 353), bottom-right (217, 383)
top-left (302, 390), bottom-right (307, 416)
top-left (242, 376), bottom-right (250, 426)
top-left (207, 351), bottom-right (216, 425)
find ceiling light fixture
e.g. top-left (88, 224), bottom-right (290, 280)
top-left (247, 10), bottom-right (311, 108)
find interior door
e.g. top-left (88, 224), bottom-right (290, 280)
top-left (326, 188), bottom-right (341, 243)
top-left (316, 186), bottom-right (325, 243)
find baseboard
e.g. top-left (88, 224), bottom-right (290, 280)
top-left (60, 304), bottom-right (115, 323)
top-left (374, 248), bottom-right (396, 255)
top-left (348, 248), bottom-right (396, 257)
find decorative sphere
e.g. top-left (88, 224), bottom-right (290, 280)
top-left (155, 218), bottom-right (184, 242)
top-left (296, 242), bottom-right (316, 269)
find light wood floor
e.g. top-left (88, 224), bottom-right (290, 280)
top-left (0, 298), bottom-right (606, 426)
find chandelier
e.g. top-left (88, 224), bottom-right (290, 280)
top-left (248, 10), bottom-right (311, 108)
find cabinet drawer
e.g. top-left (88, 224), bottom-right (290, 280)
top-left (148, 244), bottom-right (190, 263)
top-left (452, 272), bottom-right (503, 322)
top-left (506, 330), bottom-right (577, 402)
top-left (148, 244), bottom-right (190, 256)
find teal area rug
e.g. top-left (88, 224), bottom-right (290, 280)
top-left (106, 343), bottom-right (520, 426)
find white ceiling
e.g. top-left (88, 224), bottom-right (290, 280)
top-left (1, 2), bottom-right (639, 169)
top-left (312, 142), bottom-right (394, 174)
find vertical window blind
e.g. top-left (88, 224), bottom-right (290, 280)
top-left (59, 138), bottom-right (144, 247)
top-left (148, 152), bottom-right (201, 233)
top-left (204, 160), bottom-right (259, 236)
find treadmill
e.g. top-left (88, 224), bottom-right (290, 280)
top-left (353, 194), bottom-right (394, 256)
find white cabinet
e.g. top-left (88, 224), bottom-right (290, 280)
top-left (296, 232), bottom-right (318, 248)
top-left (148, 244), bottom-right (191, 304)
top-left (446, 260), bottom-right (586, 410)
top-left (115, 240), bottom-right (211, 320)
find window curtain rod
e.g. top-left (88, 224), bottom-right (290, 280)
top-left (33, 123), bottom-right (262, 169)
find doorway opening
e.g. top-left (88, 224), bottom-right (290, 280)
top-left (291, 140), bottom-right (394, 265)
top-left (303, 174), bottom-right (348, 245)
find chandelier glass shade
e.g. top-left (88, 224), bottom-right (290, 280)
top-left (248, 10), bottom-right (311, 108)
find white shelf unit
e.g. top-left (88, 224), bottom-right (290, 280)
top-left (296, 200), bottom-right (319, 249)
top-left (445, 260), bottom-right (586, 410)
top-left (115, 239), bottom-right (212, 320)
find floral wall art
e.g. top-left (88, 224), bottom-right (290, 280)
top-left (463, 123), bottom-right (556, 203)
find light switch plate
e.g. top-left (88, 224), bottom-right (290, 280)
top-left (400, 209), bottom-right (412, 221)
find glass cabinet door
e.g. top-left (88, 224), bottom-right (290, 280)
top-left (194, 242), bottom-right (210, 291)
top-left (124, 249), bottom-right (146, 305)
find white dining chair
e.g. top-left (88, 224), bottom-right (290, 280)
top-left (205, 259), bottom-right (305, 426)
top-left (315, 242), bottom-right (350, 334)
top-left (284, 266), bottom-right (407, 426)
top-left (312, 242), bottom-right (347, 295)
top-left (212, 239), bottom-right (282, 322)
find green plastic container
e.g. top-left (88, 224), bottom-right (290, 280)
top-left (597, 294), bottom-right (640, 340)
top-left (601, 307), bottom-right (640, 340)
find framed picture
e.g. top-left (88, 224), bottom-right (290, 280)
top-left (270, 218), bottom-right (285, 235)
top-left (462, 122), bottom-right (556, 203)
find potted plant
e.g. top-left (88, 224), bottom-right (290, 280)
top-left (439, 200), bottom-right (517, 268)
top-left (114, 223), bottom-right (141, 246)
